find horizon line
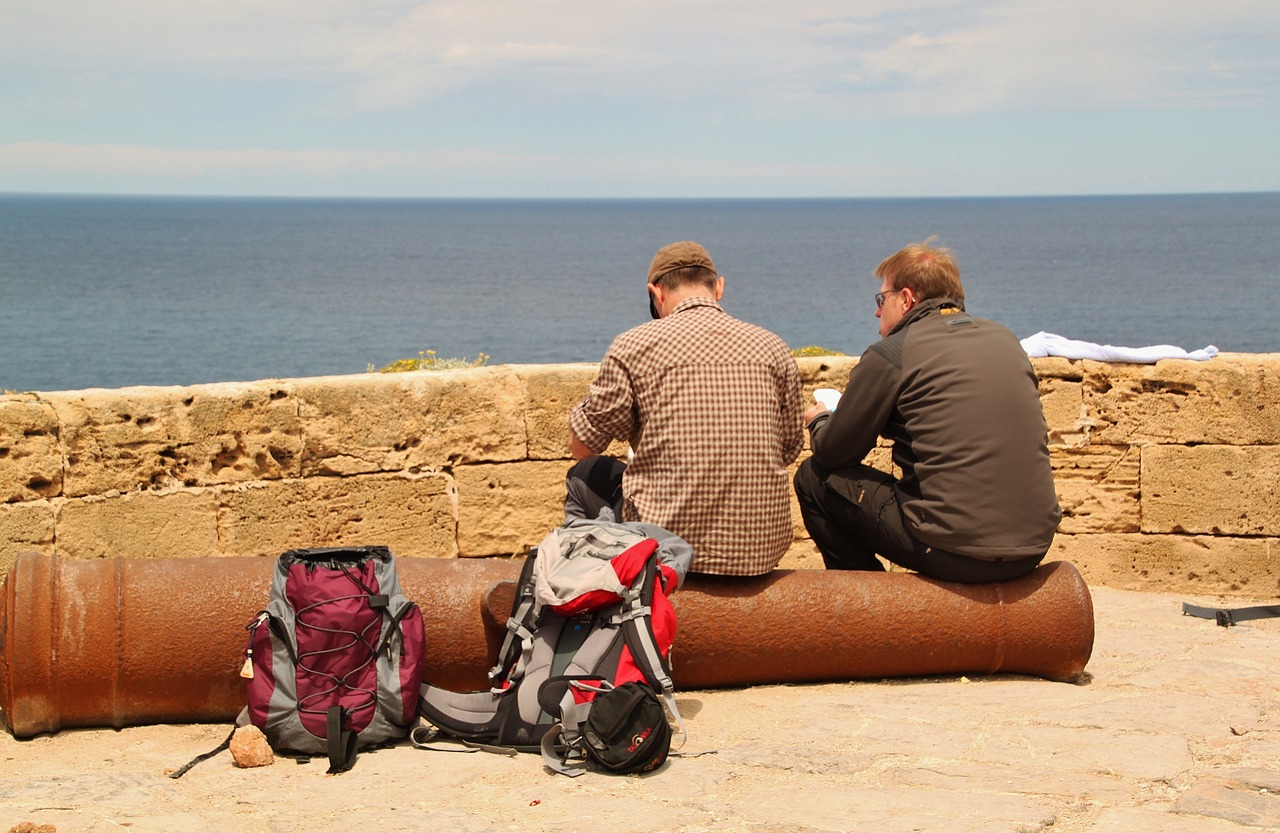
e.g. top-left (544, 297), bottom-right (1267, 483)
top-left (3, 188), bottom-right (1278, 202)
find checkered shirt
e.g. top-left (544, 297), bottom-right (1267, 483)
top-left (569, 297), bottom-right (804, 575)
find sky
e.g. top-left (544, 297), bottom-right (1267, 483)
top-left (1, 1), bottom-right (1277, 199)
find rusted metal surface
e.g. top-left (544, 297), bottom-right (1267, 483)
top-left (670, 560), bottom-right (1093, 688)
top-left (1, 553), bottom-right (1092, 738)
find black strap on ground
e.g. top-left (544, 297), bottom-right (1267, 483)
top-left (169, 726), bottom-right (236, 779)
top-left (1182, 602), bottom-right (1280, 627)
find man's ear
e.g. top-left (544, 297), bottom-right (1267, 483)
top-left (648, 283), bottom-right (663, 319)
top-left (713, 276), bottom-right (725, 302)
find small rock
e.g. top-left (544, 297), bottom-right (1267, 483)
top-left (230, 725), bottom-right (275, 768)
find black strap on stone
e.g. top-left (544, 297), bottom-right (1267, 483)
top-left (1182, 602), bottom-right (1280, 627)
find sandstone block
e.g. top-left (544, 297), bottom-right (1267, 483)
top-left (796, 355), bottom-right (858, 394)
top-left (0, 394), bottom-right (62, 502)
top-left (57, 490), bottom-right (221, 560)
top-left (1142, 445), bottom-right (1280, 536)
top-left (1048, 532), bottom-right (1278, 596)
top-left (46, 382), bottom-right (302, 497)
top-left (1173, 769), bottom-right (1280, 828)
top-left (777, 539), bottom-right (823, 570)
top-left (294, 368), bottom-right (525, 475)
top-left (217, 473), bottom-right (456, 558)
top-left (455, 461), bottom-right (569, 557)
top-left (515, 364), bottom-right (597, 460)
top-left (1084, 355), bottom-right (1280, 445)
top-left (1051, 444), bottom-right (1140, 534)
top-left (0, 501), bottom-right (56, 575)
top-left (1029, 356), bottom-right (1085, 382)
top-left (1039, 379), bottom-right (1089, 445)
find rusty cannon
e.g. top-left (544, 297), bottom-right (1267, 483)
top-left (1, 552), bottom-right (1093, 738)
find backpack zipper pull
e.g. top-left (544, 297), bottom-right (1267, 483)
top-left (241, 611), bottom-right (268, 679)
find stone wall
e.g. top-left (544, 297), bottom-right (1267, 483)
top-left (3, 355), bottom-right (1278, 596)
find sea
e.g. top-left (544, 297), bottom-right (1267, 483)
top-left (2, 192), bottom-right (1277, 393)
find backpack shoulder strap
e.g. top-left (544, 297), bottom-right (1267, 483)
top-left (615, 554), bottom-right (687, 746)
top-left (489, 550), bottom-right (541, 689)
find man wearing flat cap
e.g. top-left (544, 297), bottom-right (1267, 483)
top-left (566, 241), bottom-right (804, 576)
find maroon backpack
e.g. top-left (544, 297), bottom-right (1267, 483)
top-left (242, 546), bottom-right (426, 772)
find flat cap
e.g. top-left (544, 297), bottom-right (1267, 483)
top-left (647, 241), bottom-right (716, 284)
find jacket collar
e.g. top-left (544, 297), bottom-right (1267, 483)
top-left (887, 296), bottom-right (963, 337)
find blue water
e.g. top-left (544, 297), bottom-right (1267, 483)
top-left (1, 193), bottom-right (1277, 392)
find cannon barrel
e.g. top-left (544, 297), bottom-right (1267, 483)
top-left (1, 552), bottom-right (1092, 738)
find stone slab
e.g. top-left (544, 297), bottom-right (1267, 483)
top-left (0, 500), bottom-right (55, 575)
top-left (56, 490), bottom-right (221, 560)
top-left (0, 395), bottom-right (62, 502)
top-left (1051, 444), bottom-right (1141, 534)
top-left (1049, 533), bottom-right (1280, 596)
top-left (454, 460), bottom-right (569, 557)
top-left (514, 364), bottom-right (598, 461)
top-left (1142, 445), bottom-right (1280, 536)
top-left (46, 382), bottom-right (303, 496)
top-left (217, 473), bottom-right (456, 558)
top-left (1085, 355), bottom-right (1280, 446)
top-left (294, 368), bottom-right (527, 475)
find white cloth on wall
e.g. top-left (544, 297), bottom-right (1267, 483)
top-left (1020, 331), bottom-right (1219, 363)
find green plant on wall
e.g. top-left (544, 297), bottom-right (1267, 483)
top-left (369, 349), bottom-right (491, 373)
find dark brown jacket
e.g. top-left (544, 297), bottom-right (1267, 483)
top-left (808, 299), bottom-right (1061, 560)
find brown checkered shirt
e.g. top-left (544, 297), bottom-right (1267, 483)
top-left (569, 297), bottom-right (804, 575)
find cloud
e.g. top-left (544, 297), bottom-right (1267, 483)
top-left (1, 2), bottom-right (1276, 196)
top-left (0, 140), bottom-right (906, 196)
top-left (6, 1), bottom-right (1274, 118)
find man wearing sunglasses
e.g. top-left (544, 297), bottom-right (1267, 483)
top-left (793, 239), bottom-right (1060, 583)
top-left (566, 241), bottom-right (804, 576)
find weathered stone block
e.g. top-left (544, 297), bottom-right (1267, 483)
top-left (796, 356), bottom-right (858, 404)
top-left (57, 490), bottom-right (221, 560)
top-left (1084, 355), bottom-right (1280, 445)
top-left (515, 364), bottom-right (596, 460)
top-left (46, 382), bottom-right (302, 497)
top-left (0, 501), bottom-right (56, 575)
top-left (295, 368), bottom-right (526, 475)
top-left (0, 394), bottom-right (62, 502)
top-left (1030, 356), bottom-right (1084, 383)
top-left (1049, 532), bottom-right (1279, 596)
top-left (1051, 445), bottom-right (1140, 533)
top-left (455, 461), bottom-right (569, 557)
top-left (217, 473), bottom-right (456, 558)
top-left (1142, 445), bottom-right (1280, 536)
top-left (777, 539), bottom-right (823, 570)
top-left (1039, 379), bottom-right (1088, 445)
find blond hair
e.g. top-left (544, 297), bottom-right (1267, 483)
top-left (876, 237), bottom-right (965, 306)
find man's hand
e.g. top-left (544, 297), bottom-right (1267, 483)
top-left (569, 430), bottom-right (595, 461)
top-left (803, 402), bottom-right (830, 427)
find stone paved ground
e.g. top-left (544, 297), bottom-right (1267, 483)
top-left (4, 584), bottom-right (1280, 833)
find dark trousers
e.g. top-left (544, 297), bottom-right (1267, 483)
top-left (564, 456), bottom-right (627, 522)
top-left (792, 457), bottom-right (1042, 584)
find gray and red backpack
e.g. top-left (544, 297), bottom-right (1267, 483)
top-left (416, 517), bottom-right (692, 776)
top-left (241, 545), bottom-right (425, 773)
